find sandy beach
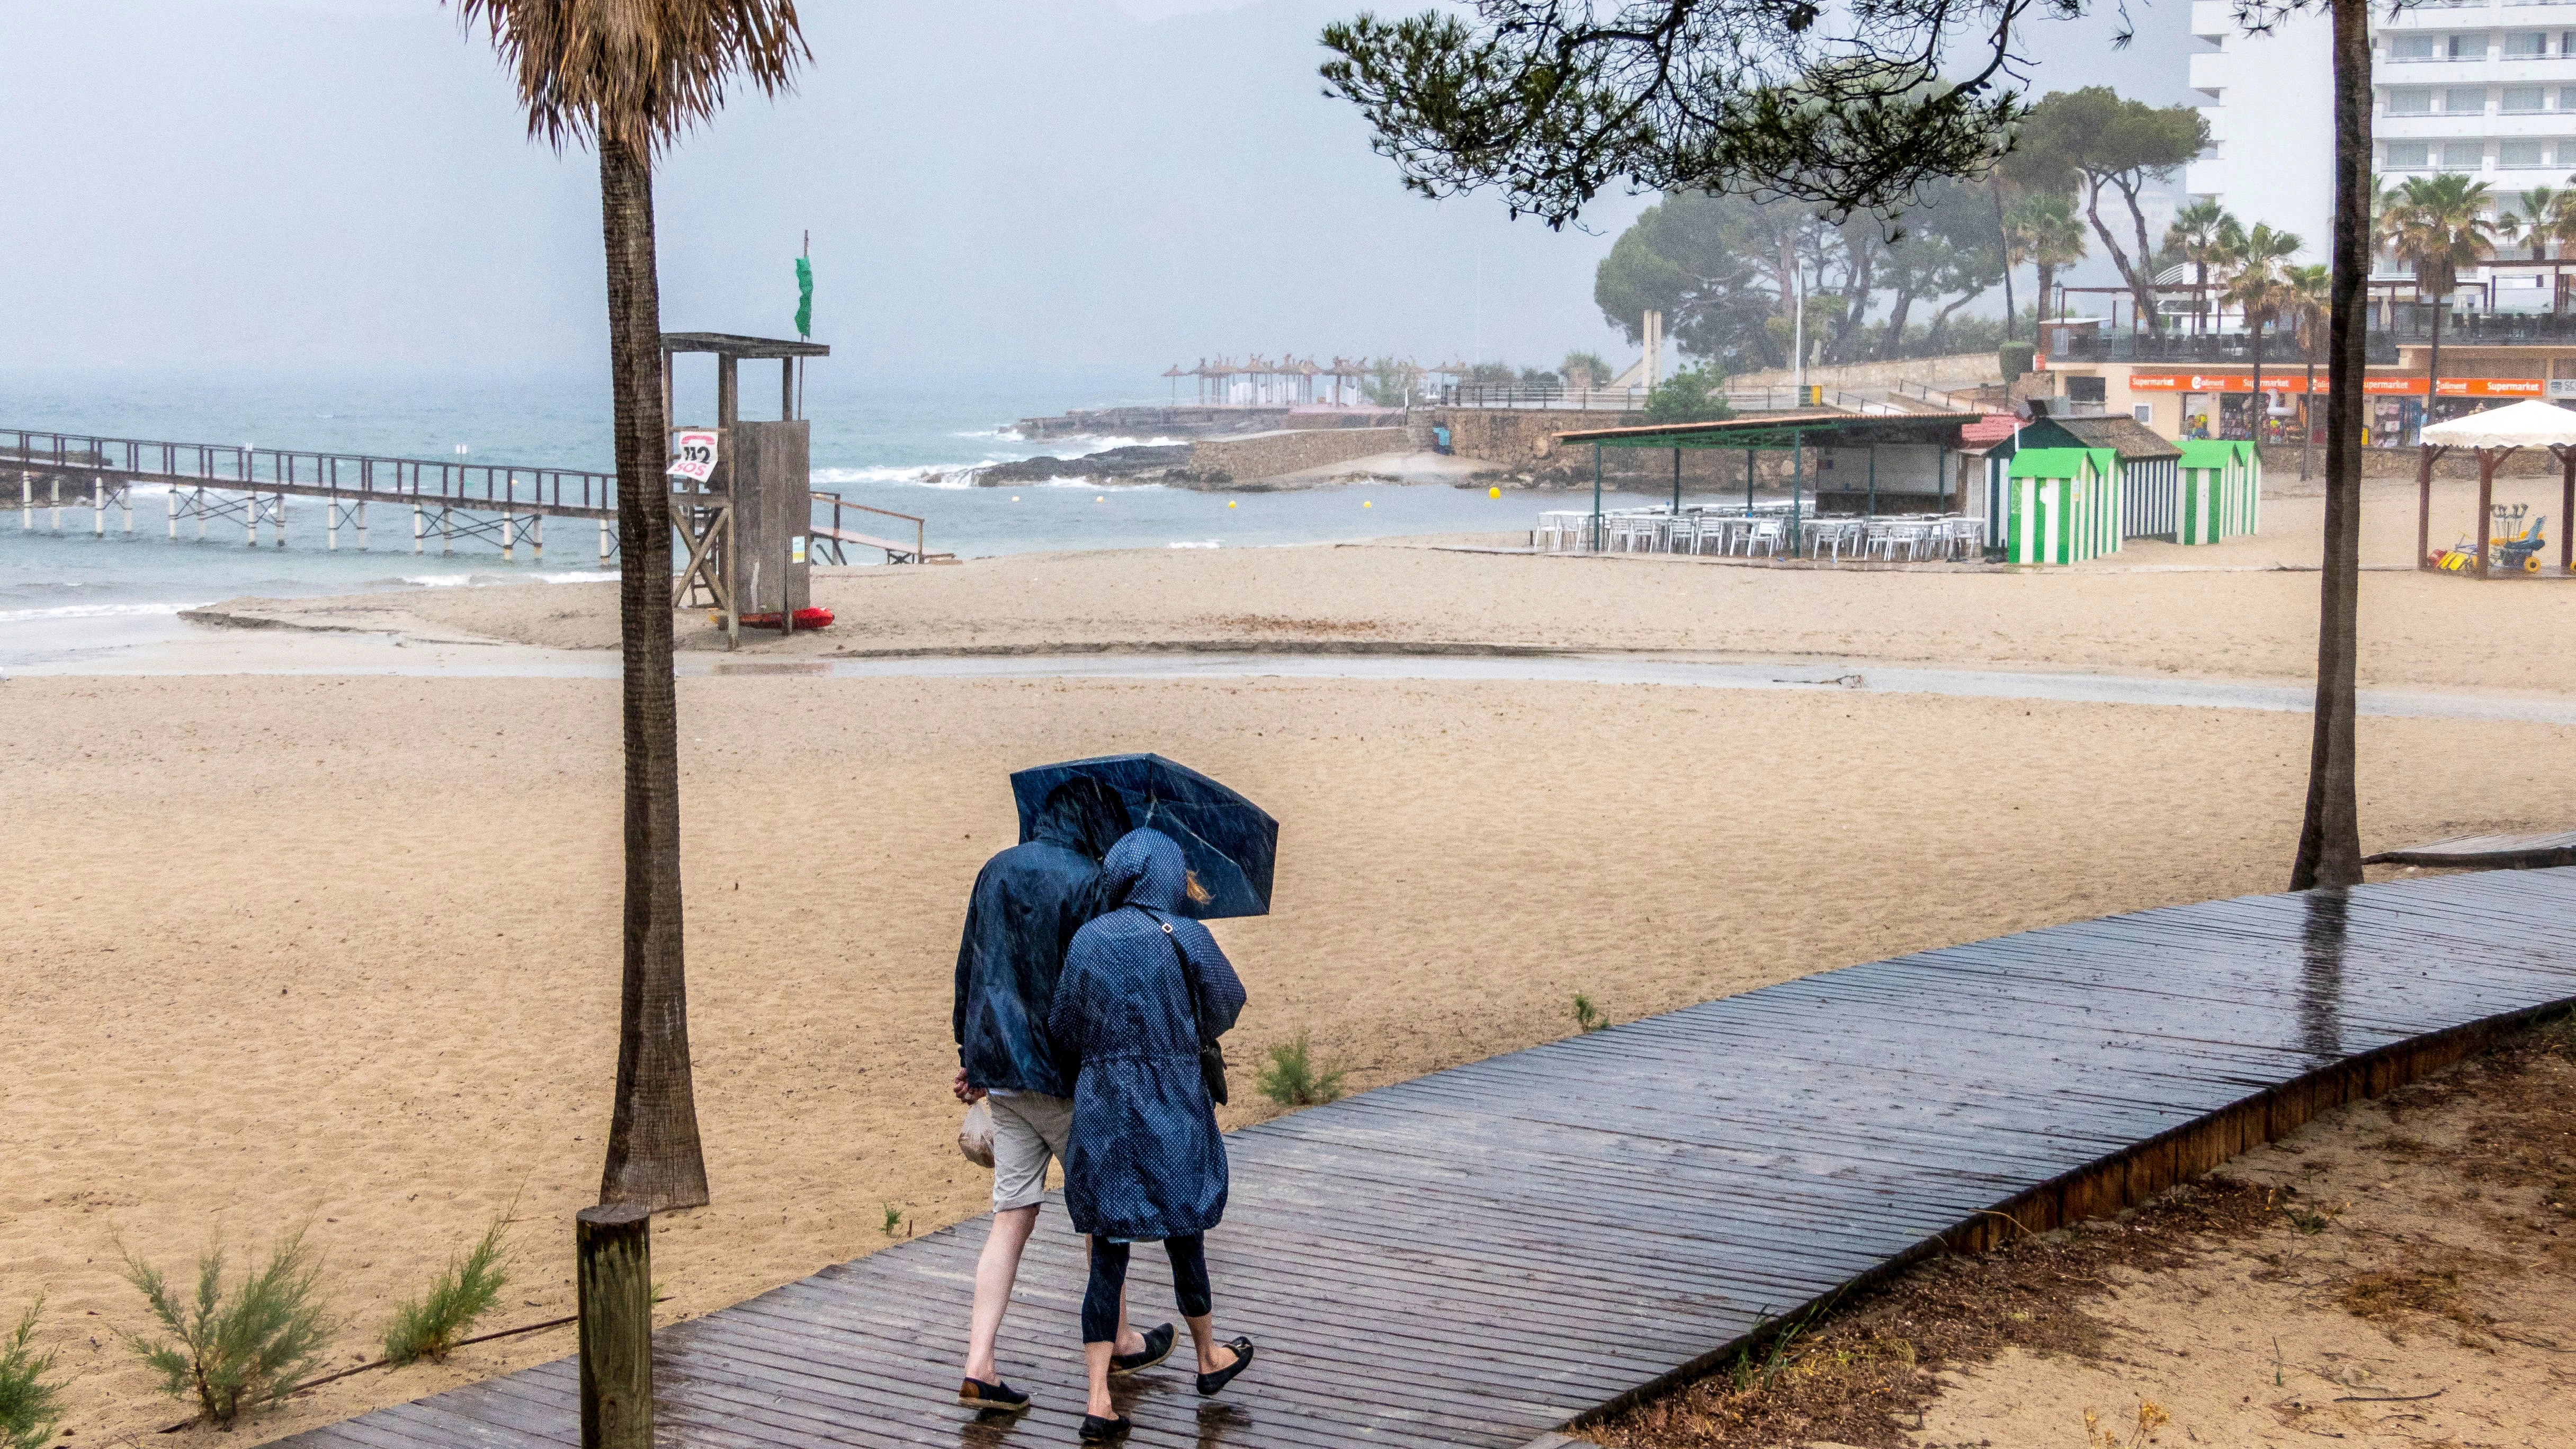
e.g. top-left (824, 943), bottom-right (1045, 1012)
top-left (8, 472), bottom-right (2575, 1447)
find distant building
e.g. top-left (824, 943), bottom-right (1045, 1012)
top-left (2036, 3), bottom-right (2576, 445)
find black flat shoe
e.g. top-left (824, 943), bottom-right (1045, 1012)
top-left (1194, 1337), bottom-right (1255, 1397)
top-left (1077, 1412), bottom-right (1131, 1442)
top-left (955, 1377), bottom-right (1030, 1412)
top-left (1110, 1322), bottom-right (1175, 1378)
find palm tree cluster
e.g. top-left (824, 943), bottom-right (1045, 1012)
top-left (2375, 173), bottom-right (2505, 426)
top-left (2155, 204), bottom-right (2329, 463)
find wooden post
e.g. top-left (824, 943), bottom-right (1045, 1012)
top-left (2416, 444), bottom-right (2437, 570)
top-left (781, 359), bottom-right (794, 422)
top-left (2475, 446), bottom-right (2497, 579)
top-left (575, 1204), bottom-right (652, 1449)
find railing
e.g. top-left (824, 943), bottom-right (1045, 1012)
top-left (0, 427), bottom-right (618, 518)
top-left (2042, 330), bottom-right (2400, 365)
top-left (810, 490), bottom-right (932, 564)
top-left (1437, 386), bottom-right (1650, 410)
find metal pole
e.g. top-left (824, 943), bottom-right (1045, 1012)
top-left (1746, 448), bottom-right (1754, 512)
top-left (1867, 443), bottom-right (1877, 517)
top-left (1671, 447), bottom-right (1681, 514)
top-left (356, 501), bottom-right (369, 552)
top-left (93, 479), bottom-right (104, 536)
top-left (1791, 433), bottom-right (1804, 558)
top-left (18, 471), bottom-right (27, 532)
top-left (1591, 444), bottom-right (1604, 551)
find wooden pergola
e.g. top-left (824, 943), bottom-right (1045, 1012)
top-left (2414, 399), bottom-right (2576, 578)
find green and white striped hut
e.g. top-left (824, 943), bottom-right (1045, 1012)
top-left (2175, 440), bottom-right (2260, 544)
top-left (2005, 447), bottom-right (2122, 564)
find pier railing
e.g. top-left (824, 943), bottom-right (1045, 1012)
top-left (1, 428), bottom-right (619, 520)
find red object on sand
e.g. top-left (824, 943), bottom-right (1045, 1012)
top-left (738, 607), bottom-right (835, 630)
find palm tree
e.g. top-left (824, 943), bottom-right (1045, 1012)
top-left (454, 0), bottom-right (809, 1212)
top-left (2005, 193), bottom-right (2089, 328)
top-left (2514, 180), bottom-right (2576, 311)
top-left (2220, 223), bottom-right (2302, 445)
top-left (2165, 200), bottom-right (2243, 334)
top-left (2284, 263), bottom-right (2331, 480)
top-left (2378, 173), bottom-right (2502, 431)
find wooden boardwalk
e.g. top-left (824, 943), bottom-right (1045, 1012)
top-left (278, 871), bottom-right (2576, 1449)
top-left (2366, 829), bottom-right (2576, 871)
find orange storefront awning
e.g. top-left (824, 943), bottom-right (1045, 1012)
top-left (2125, 372), bottom-right (2545, 398)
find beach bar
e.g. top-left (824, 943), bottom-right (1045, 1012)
top-left (1548, 411), bottom-right (1987, 561)
top-left (2004, 447), bottom-right (2121, 565)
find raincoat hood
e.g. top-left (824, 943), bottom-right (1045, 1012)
top-left (1031, 777), bottom-right (1133, 862)
top-left (1099, 827), bottom-right (1189, 915)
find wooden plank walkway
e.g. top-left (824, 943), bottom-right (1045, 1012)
top-left (276, 870), bottom-right (2576, 1449)
top-left (2365, 829), bottom-right (2576, 870)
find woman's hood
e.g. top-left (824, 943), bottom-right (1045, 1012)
top-left (1099, 827), bottom-right (1188, 914)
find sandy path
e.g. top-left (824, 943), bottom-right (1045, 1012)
top-left (7, 669), bottom-right (2573, 1445)
top-left (204, 472), bottom-right (2576, 693)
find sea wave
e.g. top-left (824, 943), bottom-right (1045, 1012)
top-left (396, 570), bottom-right (616, 588)
top-left (0, 601), bottom-right (207, 622)
top-left (1166, 540), bottom-right (1222, 550)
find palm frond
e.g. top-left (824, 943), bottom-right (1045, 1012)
top-left (452, 0), bottom-right (809, 153)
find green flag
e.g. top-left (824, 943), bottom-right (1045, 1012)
top-left (794, 256), bottom-right (813, 339)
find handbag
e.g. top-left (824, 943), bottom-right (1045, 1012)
top-left (957, 1098), bottom-right (996, 1168)
top-left (1148, 911), bottom-right (1229, 1106)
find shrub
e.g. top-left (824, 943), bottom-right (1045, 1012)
top-left (380, 1213), bottom-right (509, 1367)
top-left (0, 1298), bottom-right (63, 1449)
top-left (1998, 341), bottom-right (2035, 386)
top-left (1256, 1031), bottom-right (1348, 1106)
top-left (1572, 994), bottom-right (1608, 1033)
top-left (1643, 363), bottom-right (1734, 424)
top-left (124, 1230), bottom-right (332, 1428)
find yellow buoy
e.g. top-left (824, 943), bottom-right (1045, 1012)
top-left (1488, 486), bottom-right (1500, 499)
top-left (1095, 495), bottom-right (1105, 503)
top-left (1362, 500), bottom-right (1372, 508)
top-left (1227, 500), bottom-right (1237, 508)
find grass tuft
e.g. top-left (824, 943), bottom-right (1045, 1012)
top-left (1572, 994), bottom-right (1608, 1033)
top-left (123, 1229), bottom-right (332, 1428)
top-left (0, 1298), bottom-right (64, 1449)
top-left (1256, 1031), bottom-right (1348, 1106)
top-left (381, 1212), bottom-right (511, 1367)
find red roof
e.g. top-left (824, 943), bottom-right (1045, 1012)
top-left (1959, 413), bottom-right (2020, 445)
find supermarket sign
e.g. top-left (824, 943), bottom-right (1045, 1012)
top-left (2124, 372), bottom-right (2545, 397)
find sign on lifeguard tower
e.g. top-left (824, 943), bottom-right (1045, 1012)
top-left (668, 430), bottom-right (719, 482)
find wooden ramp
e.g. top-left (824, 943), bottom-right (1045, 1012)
top-left (276, 871), bottom-right (2576, 1449)
top-left (2365, 830), bottom-right (2576, 871)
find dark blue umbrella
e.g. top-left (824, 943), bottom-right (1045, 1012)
top-left (1010, 754), bottom-right (1276, 919)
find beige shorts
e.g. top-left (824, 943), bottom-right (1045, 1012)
top-left (988, 1092), bottom-right (1074, 1213)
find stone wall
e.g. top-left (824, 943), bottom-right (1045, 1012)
top-left (1187, 427), bottom-right (1410, 485)
top-left (2256, 444), bottom-right (2575, 480)
top-left (1728, 351), bottom-right (2000, 392)
top-left (1418, 409), bottom-right (1639, 469)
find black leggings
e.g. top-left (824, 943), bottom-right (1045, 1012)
top-left (1082, 1235), bottom-right (1211, 1345)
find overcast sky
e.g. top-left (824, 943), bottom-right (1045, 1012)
top-left (0, 0), bottom-right (2198, 381)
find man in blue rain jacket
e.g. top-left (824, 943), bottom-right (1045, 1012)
top-left (951, 777), bottom-right (1167, 1409)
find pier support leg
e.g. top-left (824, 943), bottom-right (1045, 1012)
top-left (356, 500), bottom-right (368, 552)
top-left (51, 476), bottom-right (61, 533)
top-left (121, 487), bottom-right (133, 536)
top-left (441, 508), bottom-right (453, 557)
top-left (275, 494), bottom-right (286, 548)
top-left (93, 479), bottom-right (104, 537)
top-left (599, 518), bottom-right (611, 566)
top-left (168, 487), bottom-right (179, 541)
top-left (414, 504), bottom-right (425, 556)
top-left (533, 513), bottom-right (543, 564)
top-left (575, 1205), bottom-right (652, 1449)
top-left (19, 472), bottom-right (28, 532)
top-left (502, 511), bottom-right (515, 562)
top-left (327, 499), bottom-right (339, 552)
top-left (246, 491), bottom-right (257, 547)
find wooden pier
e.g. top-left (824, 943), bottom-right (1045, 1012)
top-left (2366, 829), bottom-right (2576, 870)
top-left (6, 427), bottom-right (619, 562)
top-left (275, 869), bottom-right (2576, 1449)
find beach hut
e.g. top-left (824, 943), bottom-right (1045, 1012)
top-left (2175, 439), bottom-right (2259, 544)
top-left (2005, 447), bottom-right (2121, 565)
top-left (2018, 416), bottom-right (2185, 541)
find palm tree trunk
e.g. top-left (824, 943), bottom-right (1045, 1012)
top-left (1995, 179), bottom-right (2015, 342)
top-left (2249, 322), bottom-right (2265, 445)
top-left (2291, 0), bottom-right (2370, 891)
top-left (2426, 293), bottom-right (2444, 443)
top-left (597, 137), bottom-right (710, 1211)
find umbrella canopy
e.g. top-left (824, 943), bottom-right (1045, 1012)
top-left (2420, 398), bottom-right (2576, 450)
top-left (1009, 754), bottom-right (1277, 919)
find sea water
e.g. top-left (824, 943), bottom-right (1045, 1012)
top-left (0, 366), bottom-right (1639, 630)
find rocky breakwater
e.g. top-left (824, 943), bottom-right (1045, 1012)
top-left (974, 444), bottom-right (1192, 487)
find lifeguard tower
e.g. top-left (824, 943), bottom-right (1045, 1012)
top-left (663, 332), bottom-right (829, 644)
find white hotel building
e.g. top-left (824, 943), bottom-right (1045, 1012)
top-left (2035, 2), bottom-right (2576, 442)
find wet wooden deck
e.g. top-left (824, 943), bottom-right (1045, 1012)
top-left (2366, 829), bottom-right (2576, 871)
top-left (276, 870), bottom-right (2576, 1449)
